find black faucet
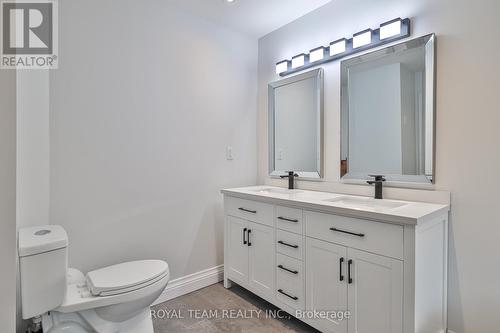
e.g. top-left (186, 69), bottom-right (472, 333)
top-left (280, 171), bottom-right (299, 190)
top-left (367, 175), bottom-right (386, 199)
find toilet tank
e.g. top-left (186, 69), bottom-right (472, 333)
top-left (18, 225), bottom-right (69, 319)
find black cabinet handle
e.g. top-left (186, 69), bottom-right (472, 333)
top-left (277, 216), bottom-right (299, 223)
top-left (330, 227), bottom-right (365, 238)
top-left (243, 228), bottom-right (247, 245)
top-left (247, 229), bottom-right (252, 246)
top-left (348, 259), bottom-right (353, 284)
top-left (277, 240), bottom-right (299, 249)
top-left (278, 265), bottom-right (298, 275)
top-left (339, 257), bottom-right (344, 281)
top-left (239, 207), bottom-right (257, 214)
top-left (278, 289), bottom-right (298, 300)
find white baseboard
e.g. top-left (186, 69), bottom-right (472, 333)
top-left (152, 265), bottom-right (224, 306)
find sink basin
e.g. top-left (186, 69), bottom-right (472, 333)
top-left (250, 187), bottom-right (303, 195)
top-left (324, 196), bottom-right (408, 210)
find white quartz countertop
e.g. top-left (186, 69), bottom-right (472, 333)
top-left (221, 186), bottom-right (449, 225)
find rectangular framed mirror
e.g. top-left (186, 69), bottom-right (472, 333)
top-left (341, 34), bottom-right (435, 185)
top-left (269, 68), bottom-right (324, 178)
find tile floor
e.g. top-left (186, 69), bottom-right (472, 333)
top-left (152, 283), bottom-right (320, 333)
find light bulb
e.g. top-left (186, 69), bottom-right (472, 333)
top-left (380, 18), bottom-right (402, 39)
top-left (353, 30), bottom-right (372, 48)
top-left (330, 39), bottom-right (346, 56)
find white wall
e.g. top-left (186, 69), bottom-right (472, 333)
top-left (400, 65), bottom-right (419, 175)
top-left (16, 70), bottom-right (50, 228)
top-left (258, 0), bottom-right (500, 332)
top-left (348, 62), bottom-right (402, 174)
top-left (49, 0), bottom-right (257, 280)
top-left (274, 76), bottom-right (318, 172)
top-left (0, 69), bottom-right (17, 332)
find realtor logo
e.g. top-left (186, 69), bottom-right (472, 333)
top-left (1, 0), bottom-right (58, 69)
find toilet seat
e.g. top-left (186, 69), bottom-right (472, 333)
top-left (55, 263), bottom-right (169, 314)
top-left (86, 260), bottom-right (168, 296)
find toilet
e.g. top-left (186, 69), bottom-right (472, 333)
top-left (18, 225), bottom-right (169, 333)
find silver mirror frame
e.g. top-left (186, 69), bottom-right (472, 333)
top-left (268, 68), bottom-right (324, 179)
top-left (340, 34), bottom-right (436, 186)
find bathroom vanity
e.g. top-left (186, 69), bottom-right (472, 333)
top-left (222, 186), bottom-right (449, 333)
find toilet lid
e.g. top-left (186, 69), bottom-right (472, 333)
top-left (86, 260), bottom-right (169, 296)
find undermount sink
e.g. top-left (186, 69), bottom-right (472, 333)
top-left (251, 187), bottom-right (303, 195)
top-left (324, 196), bottom-right (408, 210)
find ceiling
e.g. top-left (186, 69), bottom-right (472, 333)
top-left (169, 0), bottom-right (333, 38)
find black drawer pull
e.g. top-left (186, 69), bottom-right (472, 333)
top-left (239, 207), bottom-right (257, 214)
top-left (278, 289), bottom-right (298, 300)
top-left (330, 227), bottom-right (365, 238)
top-left (348, 259), bottom-right (353, 284)
top-left (339, 257), bottom-right (344, 281)
top-left (277, 216), bottom-right (299, 223)
top-left (277, 240), bottom-right (299, 249)
top-left (278, 265), bottom-right (298, 275)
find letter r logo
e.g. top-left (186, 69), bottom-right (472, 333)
top-left (2, 1), bottom-right (53, 54)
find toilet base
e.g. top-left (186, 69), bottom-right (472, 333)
top-left (42, 308), bottom-right (154, 333)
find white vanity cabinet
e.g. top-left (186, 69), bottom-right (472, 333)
top-left (247, 221), bottom-right (275, 298)
top-left (305, 235), bottom-right (404, 333)
top-left (304, 211), bottom-right (404, 333)
top-left (225, 198), bottom-right (275, 302)
top-left (345, 248), bottom-right (403, 333)
top-left (305, 238), bottom-right (348, 333)
top-left (223, 188), bottom-right (449, 333)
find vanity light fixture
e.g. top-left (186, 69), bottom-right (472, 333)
top-left (352, 29), bottom-right (372, 48)
top-left (291, 53), bottom-right (308, 69)
top-left (330, 38), bottom-right (346, 56)
top-left (275, 60), bottom-right (290, 74)
top-left (277, 17), bottom-right (411, 77)
top-left (309, 46), bottom-right (327, 62)
top-left (380, 18), bottom-right (402, 39)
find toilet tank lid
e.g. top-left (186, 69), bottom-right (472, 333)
top-left (18, 225), bottom-right (68, 257)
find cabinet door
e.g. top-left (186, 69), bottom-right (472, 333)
top-left (347, 248), bottom-right (403, 333)
top-left (248, 221), bottom-right (275, 300)
top-left (226, 216), bottom-right (249, 286)
top-left (305, 238), bottom-right (348, 333)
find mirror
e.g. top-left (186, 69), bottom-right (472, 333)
top-left (341, 34), bottom-right (435, 185)
top-left (269, 68), bottom-right (323, 178)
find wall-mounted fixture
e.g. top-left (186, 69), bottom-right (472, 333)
top-left (309, 46), bottom-right (327, 63)
top-left (291, 53), bottom-right (308, 69)
top-left (276, 17), bottom-right (410, 77)
top-left (340, 34), bottom-right (436, 185)
top-left (380, 18), bottom-right (403, 39)
top-left (275, 60), bottom-right (290, 74)
top-left (268, 68), bottom-right (324, 178)
top-left (330, 38), bottom-right (346, 56)
top-left (352, 29), bottom-right (372, 48)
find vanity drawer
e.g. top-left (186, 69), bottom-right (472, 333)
top-left (276, 253), bottom-right (304, 311)
top-left (276, 206), bottom-right (303, 234)
top-left (225, 196), bottom-right (274, 227)
top-left (305, 211), bottom-right (404, 259)
top-left (276, 229), bottom-right (303, 260)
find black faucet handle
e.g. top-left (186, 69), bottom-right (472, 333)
top-left (280, 171), bottom-right (299, 190)
top-left (280, 171), bottom-right (298, 178)
top-left (368, 174), bottom-right (386, 182)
